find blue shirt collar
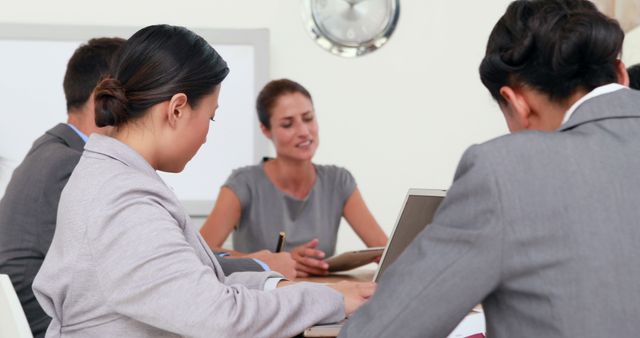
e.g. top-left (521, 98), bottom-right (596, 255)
top-left (66, 123), bottom-right (89, 143)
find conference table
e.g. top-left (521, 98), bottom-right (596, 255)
top-left (296, 269), bottom-right (485, 338)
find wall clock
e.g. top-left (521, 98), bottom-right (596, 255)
top-left (303, 0), bottom-right (400, 57)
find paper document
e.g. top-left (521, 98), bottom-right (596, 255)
top-left (446, 312), bottom-right (485, 338)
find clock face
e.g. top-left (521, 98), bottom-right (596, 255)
top-left (311, 0), bottom-right (392, 47)
top-left (304, 0), bottom-right (400, 57)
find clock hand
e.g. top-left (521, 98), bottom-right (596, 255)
top-left (338, 0), bottom-right (365, 21)
top-left (343, 0), bottom-right (367, 7)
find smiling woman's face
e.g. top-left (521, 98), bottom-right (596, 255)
top-left (264, 92), bottom-right (319, 162)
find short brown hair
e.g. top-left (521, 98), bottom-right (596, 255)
top-left (63, 37), bottom-right (125, 111)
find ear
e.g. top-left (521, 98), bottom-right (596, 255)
top-left (260, 123), bottom-right (272, 140)
top-left (166, 93), bottom-right (189, 128)
top-left (615, 59), bottom-right (630, 87)
top-left (499, 86), bottom-right (532, 131)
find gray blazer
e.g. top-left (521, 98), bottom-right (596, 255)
top-left (0, 124), bottom-right (263, 338)
top-left (340, 88), bottom-right (640, 338)
top-left (33, 134), bottom-right (344, 338)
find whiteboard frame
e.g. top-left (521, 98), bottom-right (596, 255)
top-left (0, 23), bottom-right (270, 216)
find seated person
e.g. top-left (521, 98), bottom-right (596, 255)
top-left (200, 79), bottom-right (388, 277)
top-left (0, 37), bottom-right (282, 338)
top-left (0, 37), bottom-right (125, 338)
top-left (339, 0), bottom-right (640, 337)
top-left (33, 24), bottom-right (374, 337)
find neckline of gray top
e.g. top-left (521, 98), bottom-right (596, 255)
top-left (259, 160), bottom-right (320, 202)
top-left (259, 161), bottom-right (319, 221)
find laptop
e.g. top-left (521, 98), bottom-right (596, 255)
top-left (373, 188), bottom-right (446, 281)
top-left (304, 188), bottom-right (446, 337)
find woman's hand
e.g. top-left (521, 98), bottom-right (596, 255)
top-left (290, 239), bottom-right (329, 277)
top-left (328, 281), bottom-right (376, 317)
top-left (245, 250), bottom-right (297, 280)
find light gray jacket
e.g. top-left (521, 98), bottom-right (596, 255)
top-left (0, 124), bottom-right (264, 338)
top-left (33, 134), bottom-right (344, 338)
top-left (340, 87), bottom-right (640, 338)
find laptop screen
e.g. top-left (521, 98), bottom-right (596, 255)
top-left (374, 189), bottom-right (446, 282)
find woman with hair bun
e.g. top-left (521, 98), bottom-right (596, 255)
top-left (340, 0), bottom-right (640, 337)
top-left (33, 24), bottom-right (374, 338)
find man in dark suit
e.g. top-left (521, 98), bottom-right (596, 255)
top-left (0, 38), bottom-right (125, 337)
top-left (0, 37), bottom-right (278, 338)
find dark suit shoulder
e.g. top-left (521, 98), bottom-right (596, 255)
top-left (44, 123), bottom-right (85, 151)
top-left (25, 138), bottom-right (82, 182)
top-left (0, 125), bottom-right (83, 228)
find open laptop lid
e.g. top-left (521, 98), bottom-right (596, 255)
top-left (304, 189), bottom-right (446, 337)
top-left (373, 188), bottom-right (446, 282)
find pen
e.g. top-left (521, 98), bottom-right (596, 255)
top-left (275, 231), bottom-right (286, 252)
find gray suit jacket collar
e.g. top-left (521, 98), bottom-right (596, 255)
top-left (84, 134), bottom-right (159, 181)
top-left (46, 123), bottom-right (85, 152)
top-left (83, 134), bottom-right (266, 275)
top-left (560, 88), bottom-right (640, 131)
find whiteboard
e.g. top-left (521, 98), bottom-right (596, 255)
top-left (0, 24), bottom-right (269, 215)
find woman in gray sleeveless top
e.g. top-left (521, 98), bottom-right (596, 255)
top-left (201, 79), bottom-right (388, 277)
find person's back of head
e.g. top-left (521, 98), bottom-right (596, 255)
top-left (64, 37), bottom-right (125, 113)
top-left (94, 24), bottom-right (229, 129)
top-left (627, 63), bottom-right (640, 90)
top-left (479, 0), bottom-right (624, 105)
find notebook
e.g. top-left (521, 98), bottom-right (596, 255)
top-left (304, 188), bottom-right (446, 337)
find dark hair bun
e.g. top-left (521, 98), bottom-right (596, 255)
top-left (92, 25), bottom-right (228, 128)
top-left (94, 76), bottom-right (128, 127)
top-left (479, 0), bottom-right (624, 103)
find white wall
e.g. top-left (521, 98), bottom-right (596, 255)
top-left (0, 0), bottom-right (515, 253)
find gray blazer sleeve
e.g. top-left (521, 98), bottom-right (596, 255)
top-left (90, 182), bottom-right (344, 338)
top-left (340, 145), bottom-right (503, 338)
